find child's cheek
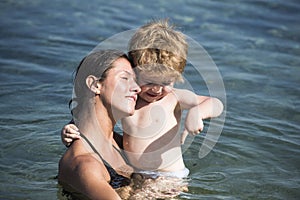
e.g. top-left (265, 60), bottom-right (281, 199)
top-left (164, 86), bottom-right (173, 93)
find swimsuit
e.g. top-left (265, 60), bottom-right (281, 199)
top-left (80, 133), bottom-right (131, 188)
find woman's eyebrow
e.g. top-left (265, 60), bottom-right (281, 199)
top-left (121, 70), bottom-right (136, 77)
top-left (117, 70), bottom-right (137, 80)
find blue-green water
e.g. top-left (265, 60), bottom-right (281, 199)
top-left (0, 0), bottom-right (299, 199)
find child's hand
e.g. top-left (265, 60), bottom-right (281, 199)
top-left (181, 106), bottom-right (204, 144)
top-left (61, 124), bottom-right (81, 147)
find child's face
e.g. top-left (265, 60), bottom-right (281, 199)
top-left (137, 72), bottom-right (174, 103)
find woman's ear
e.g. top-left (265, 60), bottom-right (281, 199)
top-left (86, 75), bottom-right (101, 95)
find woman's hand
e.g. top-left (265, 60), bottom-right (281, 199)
top-left (61, 124), bottom-right (81, 147)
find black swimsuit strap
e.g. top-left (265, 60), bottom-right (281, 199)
top-left (111, 142), bottom-right (131, 165)
top-left (80, 133), bottom-right (132, 188)
top-left (80, 133), bottom-right (112, 168)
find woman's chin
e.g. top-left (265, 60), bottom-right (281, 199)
top-left (128, 109), bottom-right (135, 116)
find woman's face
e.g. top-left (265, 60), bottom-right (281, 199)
top-left (99, 57), bottom-right (140, 119)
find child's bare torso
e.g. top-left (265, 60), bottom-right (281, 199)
top-left (122, 93), bottom-right (185, 172)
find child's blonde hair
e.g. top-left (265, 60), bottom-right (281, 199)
top-left (128, 19), bottom-right (188, 82)
top-left (135, 63), bottom-right (182, 84)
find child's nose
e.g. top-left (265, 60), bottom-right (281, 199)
top-left (152, 85), bottom-right (163, 93)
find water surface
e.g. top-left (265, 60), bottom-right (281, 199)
top-left (0, 0), bottom-right (299, 199)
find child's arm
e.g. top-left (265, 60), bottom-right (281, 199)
top-left (180, 106), bottom-right (204, 144)
top-left (61, 123), bottom-right (124, 148)
top-left (173, 88), bottom-right (223, 116)
top-left (61, 123), bottom-right (81, 147)
top-left (174, 88), bottom-right (224, 143)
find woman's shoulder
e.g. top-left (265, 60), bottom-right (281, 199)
top-left (75, 154), bottom-right (109, 179)
top-left (60, 143), bottom-right (110, 181)
top-left (58, 146), bottom-right (115, 199)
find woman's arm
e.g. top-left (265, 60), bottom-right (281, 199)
top-left (59, 151), bottom-right (122, 200)
top-left (75, 161), bottom-right (122, 200)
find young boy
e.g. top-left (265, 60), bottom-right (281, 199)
top-left (62, 20), bottom-right (223, 178)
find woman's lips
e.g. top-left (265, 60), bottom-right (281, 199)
top-left (127, 95), bottom-right (137, 102)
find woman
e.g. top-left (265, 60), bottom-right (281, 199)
top-left (58, 50), bottom-right (141, 200)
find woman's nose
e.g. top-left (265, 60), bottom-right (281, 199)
top-left (131, 80), bottom-right (141, 93)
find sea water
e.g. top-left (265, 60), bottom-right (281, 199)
top-left (0, 0), bottom-right (299, 199)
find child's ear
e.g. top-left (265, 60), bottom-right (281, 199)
top-left (86, 75), bottom-right (101, 94)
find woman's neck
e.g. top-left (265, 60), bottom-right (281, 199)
top-left (76, 98), bottom-right (115, 141)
